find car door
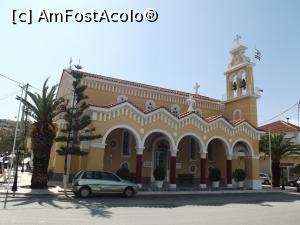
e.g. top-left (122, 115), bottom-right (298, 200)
top-left (81, 171), bottom-right (103, 193)
top-left (100, 172), bottom-right (125, 193)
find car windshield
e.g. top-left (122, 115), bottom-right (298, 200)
top-left (74, 171), bottom-right (83, 180)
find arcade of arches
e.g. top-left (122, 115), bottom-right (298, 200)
top-left (100, 126), bottom-right (258, 189)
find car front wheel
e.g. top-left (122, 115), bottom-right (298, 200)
top-left (297, 187), bottom-right (300, 192)
top-left (124, 187), bottom-right (135, 198)
top-left (79, 187), bottom-right (91, 198)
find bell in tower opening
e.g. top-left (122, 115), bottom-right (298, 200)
top-left (240, 78), bottom-right (246, 89)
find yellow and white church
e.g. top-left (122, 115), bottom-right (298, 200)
top-left (49, 37), bottom-right (265, 189)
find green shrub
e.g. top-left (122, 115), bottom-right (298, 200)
top-left (116, 165), bottom-right (130, 180)
top-left (153, 166), bottom-right (166, 181)
top-left (208, 167), bottom-right (221, 182)
top-left (233, 169), bottom-right (246, 182)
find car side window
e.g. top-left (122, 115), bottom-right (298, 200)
top-left (82, 171), bottom-right (94, 179)
top-left (101, 172), bottom-right (120, 181)
top-left (94, 172), bottom-right (102, 179)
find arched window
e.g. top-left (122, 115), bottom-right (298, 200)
top-left (117, 95), bottom-right (128, 103)
top-left (190, 137), bottom-right (197, 160)
top-left (145, 100), bottom-right (156, 110)
top-left (207, 142), bottom-right (214, 162)
top-left (122, 131), bottom-right (131, 156)
top-left (233, 109), bottom-right (242, 120)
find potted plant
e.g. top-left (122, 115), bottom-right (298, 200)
top-left (233, 169), bottom-right (246, 188)
top-left (209, 167), bottom-right (221, 188)
top-left (116, 165), bottom-right (130, 180)
top-left (153, 166), bottom-right (166, 188)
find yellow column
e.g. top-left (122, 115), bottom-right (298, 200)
top-left (86, 147), bottom-right (105, 171)
top-left (245, 157), bottom-right (261, 189)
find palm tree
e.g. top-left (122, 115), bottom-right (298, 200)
top-left (259, 133), bottom-right (300, 187)
top-left (18, 79), bottom-right (63, 189)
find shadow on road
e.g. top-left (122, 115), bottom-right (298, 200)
top-left (1, 192), bottom-right (300, 218)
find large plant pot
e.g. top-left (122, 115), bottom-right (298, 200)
top-left (212, 181), bottom-right (220, 188)
top-left (155, 180), bottom-right (164, 188)
top-left (237, 181), bottom-right (244, 188)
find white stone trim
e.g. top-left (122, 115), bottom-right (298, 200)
top-left (142, 128), bottom-right (176, 150)
top-left (90, 143), bottom-right (106, 149)
top-left (226, 184), bottom-right (233, 188)
top-left (205, 136), bottom-right (231, 156)
top-left (101, 124), bottom-right (143, 148)
top-left (136, 147), bottom-right (145, 155)
top-left (175, 132), bottom-right (205, 153)
top-left (200, 152), bottom-right (207, 159)
top-left (88, 103), bottom-right (264, 139)
top-left (232, 138), bottom-right (255, 157)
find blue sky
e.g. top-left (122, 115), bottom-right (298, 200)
top-left (0, 0), bottom-right (299, 126)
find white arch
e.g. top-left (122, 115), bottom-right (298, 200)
top-left (205, 136), bottom-right (231, 156)
top-left (142, 129), bottom-right (176, 150)
top-left (175, 132), bottom-right (205, 153)
top-left (231, 138), bottom-right (254, 157)
top-left (101, 125), bottom-right (143, 148)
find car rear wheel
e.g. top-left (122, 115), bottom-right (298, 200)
top-left (124, 187), bottom-right (134, 198)
top-left (79, 187), bottom-right (91, 198)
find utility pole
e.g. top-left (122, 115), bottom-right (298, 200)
top-left (268, 128), bottom-right (272, 190)
top-left (21, 84), bottom-right (29, 172)
top-left (11, 85), bottom-right (25, 192)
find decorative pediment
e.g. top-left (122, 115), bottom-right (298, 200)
top-left (88, 101), bottom-right (264, 140)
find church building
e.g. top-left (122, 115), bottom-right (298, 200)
top-left (49, 37), bottom-right (264, 189)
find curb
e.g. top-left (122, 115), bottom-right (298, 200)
top-left (0, 189), bottom-right (295, 197)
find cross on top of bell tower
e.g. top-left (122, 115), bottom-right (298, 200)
top-left (234, 34), bottom-right (241, 46)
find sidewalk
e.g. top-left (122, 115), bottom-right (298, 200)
top-left (0, 169), bottom-right (66, 196)
top-left (0, 170), bottom-right (297, 196)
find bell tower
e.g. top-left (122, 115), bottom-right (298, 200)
top-left (224, 35), bottom-right (261, 126)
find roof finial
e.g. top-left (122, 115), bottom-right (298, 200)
top-left (74, 59), bottom-right (83, 70)
top-left (186, 95), bottom-right (195, 112)
top-left (68, 57), bottom-right (72, 69)
top-left (234, 34), bottom-right (241, 46)
top-left (194, 82), bottom-right (200, 95)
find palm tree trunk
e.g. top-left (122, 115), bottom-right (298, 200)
top-left (30, 127), bottom-right (55, 189)
top-left (272, 161), bottom-right (281, 187)
top-left (30, 156), bottom-right (50, 189)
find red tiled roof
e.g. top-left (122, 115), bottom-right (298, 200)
top-left (206, 115), bottom-right (223, 122)
top-left (230, 119), bottom-right (246, 126)
top-left (65, 69), bottom-right (221, 103)
top-left (259, 120), bottom-right (300, 133)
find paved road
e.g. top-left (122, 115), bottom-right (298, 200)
top-left (1, 192), bottom-right (300, 225)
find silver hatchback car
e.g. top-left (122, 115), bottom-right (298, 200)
top-left (72, 170), bottom-right (139, 198)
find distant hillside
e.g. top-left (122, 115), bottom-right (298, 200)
top-left (0, 119), bottom-right (16, 130)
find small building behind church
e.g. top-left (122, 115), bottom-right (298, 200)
top-left (49, 38), bottom-right (264, 189)
top-left (259, 120), bottom-right (300, 182)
